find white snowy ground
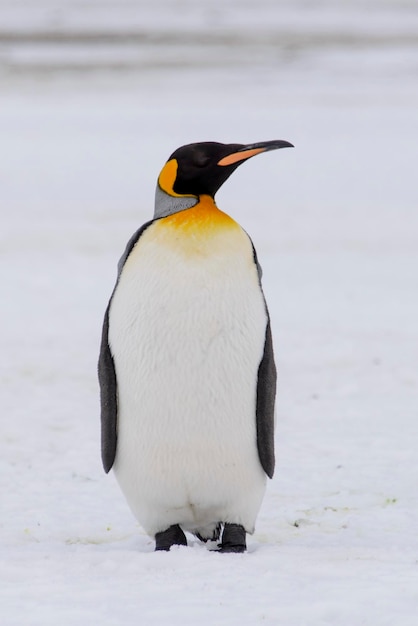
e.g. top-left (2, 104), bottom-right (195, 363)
top-left (1, 2), bottom-right (418, 625)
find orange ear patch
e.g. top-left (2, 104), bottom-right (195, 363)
top-left (158, 159), bottom-right (182, 196)
top-left (217, 147), bottom-right (266, 167)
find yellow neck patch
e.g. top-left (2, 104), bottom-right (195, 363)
top-left (161, 194), bottom-right (239, 235)
top-left (150, 194), bottom-right (247, 259)
top-left (155, 164), bottom-right (242, 254)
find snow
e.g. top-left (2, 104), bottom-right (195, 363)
top-left (1, 1), bottom-right (418, 624)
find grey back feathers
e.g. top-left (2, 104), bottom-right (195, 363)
top-left (154, 185), bottom-right (198, 219)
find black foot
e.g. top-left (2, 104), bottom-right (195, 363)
top-left (155, 524), bottom-right (187, 551)
top-left (218, 523), bottom-right (247, 553)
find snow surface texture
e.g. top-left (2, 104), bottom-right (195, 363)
top-left (1, 1), bottom-right (418, 625)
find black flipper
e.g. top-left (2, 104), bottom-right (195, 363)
top-left (98, 219), bottom-right (155, 473)
top-left (98, 303), bottom-right (118, 473)
top-left (249, 239), bottom-right (277, 479)
top-left (256, 318), bottom-right (276, 478)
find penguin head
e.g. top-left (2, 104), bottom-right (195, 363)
top-left (157, 140), bottom-right (294, 200)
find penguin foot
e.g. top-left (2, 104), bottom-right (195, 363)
top-left (155, 524), bottom-right (187, 551)
top-left (218, 523), bottom-right (247, 553)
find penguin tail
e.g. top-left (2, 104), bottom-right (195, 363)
top-left (194, 522), bottom-right (222, 543)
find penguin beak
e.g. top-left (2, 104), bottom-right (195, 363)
top-left (217, 140), bottom-right (294, 167)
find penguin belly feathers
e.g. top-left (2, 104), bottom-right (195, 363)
top-left (98, 140), bottom-right (293, 552)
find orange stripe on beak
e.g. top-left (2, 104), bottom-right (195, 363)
top-left (217, 147), bottom-right (266, 167)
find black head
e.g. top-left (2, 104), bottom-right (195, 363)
top-left (157, 140), bottom-right (294, 199)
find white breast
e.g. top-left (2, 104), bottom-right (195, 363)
top-left (109, 219), bottom-right (268, 537)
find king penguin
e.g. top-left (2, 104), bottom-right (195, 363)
top-left (99, 139), bottom-right (293, 552)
